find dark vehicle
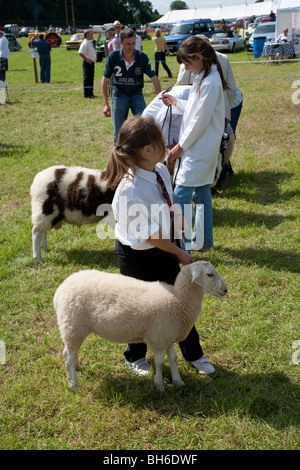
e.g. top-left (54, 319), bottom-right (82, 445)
top-left (137, 30), bottom-right (151, 40)
top-left (96, 33), bottom-right (106, 62)
top-left (165, 19), bottom-right (215, 53)
top-left (4, 33), bottom-right (22, 52)
top-left (19, 26), bottom-right (35, 37)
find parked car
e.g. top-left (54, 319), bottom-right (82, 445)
top-left (4, 33), bottom-right (22, 51)
top-left (209, 31), bottom-right (246, 53)
top-left (65, 33), bottom-right (96, 50)
top-left (247, 22), bottom-right (276, 50)
top-left (165, 19), bottom-right (215, 53)
top-left (19, 26), bottom-right (35, 37)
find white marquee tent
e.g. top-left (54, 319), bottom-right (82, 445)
top-left (276, 0), bottom-right (300, 53)
top-left (152, 1), bottom-right (281, 24)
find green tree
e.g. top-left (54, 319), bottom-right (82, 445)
top-left (170, 1), bottom-right (189, 10)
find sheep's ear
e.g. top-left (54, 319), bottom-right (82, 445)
top-left (188, 262), bottom-right (202, 282)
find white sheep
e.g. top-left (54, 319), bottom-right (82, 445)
top-left (30, 165), bottom-right (114, 263)
top-left (54, 261), bottom-right (227, 393)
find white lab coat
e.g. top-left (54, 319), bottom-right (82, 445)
top-left (177, 51), bottom-right (236, 122)
top-left (173, 64), bottom-right (225, 187)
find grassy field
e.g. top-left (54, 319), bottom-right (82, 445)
top-left (0, 35), bottom-right (299, 450)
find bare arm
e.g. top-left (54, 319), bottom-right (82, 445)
top-left (151, 75), bottom-right (161, 95)
top-left (147, 233), bottom-right (194, 265)
top-left (79, 53), bottom-right (93, 64)
top-left (101, 76), bottom-right (111, 117)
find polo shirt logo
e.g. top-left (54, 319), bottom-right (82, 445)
top-left (135, 67), bottom-right (142, 75)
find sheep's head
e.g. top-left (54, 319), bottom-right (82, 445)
top-left (186, 261), bottom-right (227, 297)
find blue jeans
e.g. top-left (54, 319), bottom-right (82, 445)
top-left (230, 99), bottom-right (243, 136)
top-left (39, 54), bottom-right (51, 83)
top-left (174, 184), bottom-right (213, 252)
top-left (112, 91), bottom-right (146, 145)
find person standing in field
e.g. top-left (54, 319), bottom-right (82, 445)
top-left (152, 28), bottom-right (172, 78)
top-left (78, 29), bottom-right (97, 99)
top-left (30, 33), bottom-right (51, 83)
top-left (101, 28), bottom-right (161, 145)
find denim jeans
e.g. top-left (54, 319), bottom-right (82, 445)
top-left (112, 91), bottom-right (146, 145)
top-left (39, 54), bottom-right (51, 83)
top-left (230, 100), bottom-right (243, 136)
top-left (174, 183), bottom-right (213, 251)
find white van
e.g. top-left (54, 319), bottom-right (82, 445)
top-left (248, 22), bottom-right (276, 50)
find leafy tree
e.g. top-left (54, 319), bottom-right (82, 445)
top-left (0, 0), bottom-right (157, 28)
top-left (170, 1), bottom-right (189, 10)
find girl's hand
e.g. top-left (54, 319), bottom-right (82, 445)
top-left (159, 93), bottom-right (176, 107)
top-left (167, 143), bottom-right (184, 162)
top-left (177, 249), bottom-right (194, 265)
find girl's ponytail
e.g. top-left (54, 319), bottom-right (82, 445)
top-left (102, 116), bottom-right (166, 189)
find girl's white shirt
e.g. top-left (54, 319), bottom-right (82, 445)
top-left (173, 64), bottom-right (225, 187)
top-left (112, 162), bottom-right (173, 250)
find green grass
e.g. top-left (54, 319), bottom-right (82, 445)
top-left (0, 35), bottom-right (299, 450)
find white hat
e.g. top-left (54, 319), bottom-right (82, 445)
top-left (113, 21), bottom-right (122, 26)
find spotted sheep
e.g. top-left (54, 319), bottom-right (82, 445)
top-left (30, 165), bottom-right (115, 262)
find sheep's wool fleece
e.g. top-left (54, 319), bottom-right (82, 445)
top-left (54, 269), bottom-right (198, 349)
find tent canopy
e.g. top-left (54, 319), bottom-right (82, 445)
top-left (152, 1), bottom-right (280, 23)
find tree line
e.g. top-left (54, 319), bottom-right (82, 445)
top-left (0, 0), bottom-right (160, 29)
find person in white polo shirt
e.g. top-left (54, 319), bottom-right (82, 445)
top-left (0, 31), bottom-right (11, 82)
top-left (78, 29), bottom-right (97, 99)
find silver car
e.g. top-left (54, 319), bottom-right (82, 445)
top-left (209, 31), bottom-right (246, 53)
top-left (248, 22), bottom-right (276, 50)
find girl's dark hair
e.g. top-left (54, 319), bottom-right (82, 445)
top-left (177, 36), bottom-right (226, 91)
top-left (103, 116), bottom-right (166, 189)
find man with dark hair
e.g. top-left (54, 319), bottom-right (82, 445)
top-left (30, 33), bottom-right (51, 83)
top-left (78, 29), bottom-right (97, 98)
top-left (101, 28), bottom-right (161, 144)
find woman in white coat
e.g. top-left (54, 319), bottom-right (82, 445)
top-left (160, 36), bottom-right (226, 251)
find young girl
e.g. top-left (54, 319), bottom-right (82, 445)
top-left (104, 115), bottom-right (216, 377)
top-left (160, 36), bottom-right (226, 252)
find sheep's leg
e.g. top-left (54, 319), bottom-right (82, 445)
top-left (32, 226), bottom-right (42, 263)
top-left (167, 344), bottom-right (185, 388)
top-left (153, 351), bottom-right (165, 392)
top-left (63, 347), bottom-right (79, 393)
top-left (41, 231), bottom-right (49, 252)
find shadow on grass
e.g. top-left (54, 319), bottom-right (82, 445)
top-left (218, 170), bottom-right (298, 205)
top-left (213, 206), bottom-right (294, 229)
top-left (0, 143), bottom-right (28, 158)
top-left (193, 247), bottom-right (299, 274)
top-left (220, 246), bottom-right (300, 273)
top-left (52, 248), bottom-right (119, 269)
top-left (94, 366), bottom-right (300, 430)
